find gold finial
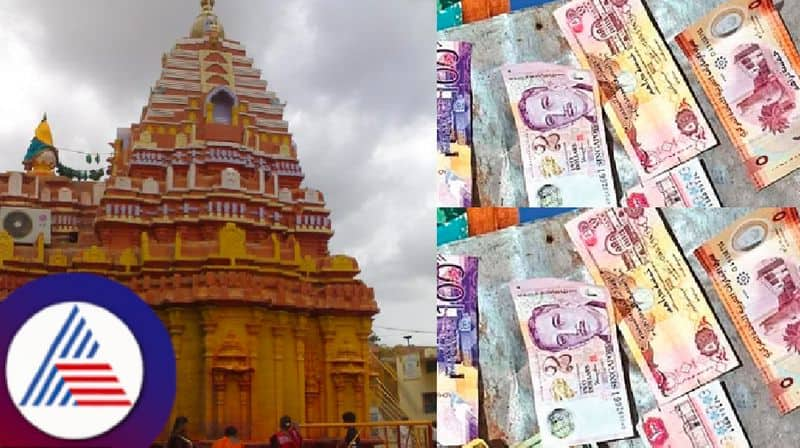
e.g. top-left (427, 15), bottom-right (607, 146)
top-left (190, 0), bottom-right (224, 39)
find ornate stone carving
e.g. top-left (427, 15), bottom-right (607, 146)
top-left (114, 177), bottom-right (132, 190)
top-left (7, 172), bottom-right (22, 196)
top-left (58, 187), bottom-right (72, 202)
top-left (119, 248), bottom-right (138, 272)
top-left (221, 167), bottom-right (241, 189)
top-left (49, 249), bottom-right (67, 267)
top-left (80, 246), bottom-right (108, 263)
top-left (142, 177), bottom-right (159, 194)
top-left (219, 223), bottom-right (246, 261)
top-left (0, 231), bottom-right (14, 264)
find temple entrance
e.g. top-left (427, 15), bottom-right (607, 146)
top-left (212, 368), bottom-right (253, 440)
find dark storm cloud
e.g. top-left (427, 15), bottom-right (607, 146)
top-left (0, 0), bottom-right (435, 345)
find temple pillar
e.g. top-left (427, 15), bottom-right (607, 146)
top-left (258, 168), bottom-right (265, 193)
top-left (240, 371), bottom-right (252, 440)
top-left (166, 165), bottom-right (174, 190)
top-left (356, 322), bottom-right (371, 420)
top-left (272, 319), bottom-right (287, 419)
top-left (293, 315), bottom-right (308, 422)
top-left (213, 369), bottom-right (226, 436)
top-left (245, 310), bottom-right (265, 439)
top-left (188, 163), bottom-right (197, 189)
top-left (201, 307), bottom-right (219, 438)
top-left (320, 317), bottom-right (337, 425)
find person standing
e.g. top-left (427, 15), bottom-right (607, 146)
top-left (270, 415), bottom-right (302, 448)
top-left (341, 412), bottom-right (360, 448)
top-left (212, 426), bottom-right (243, 448)
top-left (167, 416), bottom-right (194, 448)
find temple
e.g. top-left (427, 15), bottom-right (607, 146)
top-left (0, 0), bottom-right (378, 441)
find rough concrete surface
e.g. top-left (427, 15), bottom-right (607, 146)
top-left (438, 0), bottom-right (799, 207)
top-left (439, 208), bottom-right (798, 447)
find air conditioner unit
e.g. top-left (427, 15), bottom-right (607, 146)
top-left (0, 207), bottom-right (51, 245)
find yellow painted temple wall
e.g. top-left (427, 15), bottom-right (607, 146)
top-left (157, 305), bottom-right (372, 441)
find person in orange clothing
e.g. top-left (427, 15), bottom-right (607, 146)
top-left (212, 426), bottom-right (243, 448)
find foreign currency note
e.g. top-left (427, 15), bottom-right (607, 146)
top-left (502, 62), bottom-right (616, 207)
top-left (554, 0), bottom-right (717, 180)
top-left (437, 41), bottom-right (473, 207)
top-left (638, 381), bottom-right (750, 448)
top-left (695, 207), bottom-right (800, 414)
top-left (565, 208), bottom-right (739, 404)
top-left (437, 254), bottom-right (479, 445)
top-left (509, 278), bottom-right (633, 446)
top-left (624, 158), bottom-right (721, 208)
top-left (676, 0), bottom-right (800, 190)
top-left (511, 432), bottom-right (598, 448)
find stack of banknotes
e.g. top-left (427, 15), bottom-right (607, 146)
top-left (437, 0), bottom-right (800, 208)
top-left (438, 207), bottom-right (800, 446)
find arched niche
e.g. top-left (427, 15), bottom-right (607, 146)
top-left (206, 86), bottom-right (238, 125)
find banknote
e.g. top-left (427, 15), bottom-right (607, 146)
top-left (695, 207), bottom-right (800, 414)
top-left (511, 432), bottom-right (598, 448)
top-left (624, 158), bottom-right (720, 208)
top-left (437, 41), bottom-right (473, 207)
top-left (554, 0), bottom-right (717, 180)
top-left (638, 381), bottom-right (750, 448)
top-left (565, 208), bottom-right (738, 404)
top-left (437, 254), bottom-right (479, 445)
top-left (509, 278), bottom-right (633, 446)
top-left (676, 0), bottom-right (800, 190)
top-left (502, 62), bottom-right (616, 207)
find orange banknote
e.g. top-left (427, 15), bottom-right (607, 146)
top-left (696, 208), bottom-right (800, 414)
top-left (554, 0), bottom-right (717, 181)
top-left (566, 208), bottom-right (738, 404)
top-left (676, 0), bottom-right (800, 189)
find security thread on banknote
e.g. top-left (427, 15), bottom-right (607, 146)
top-left (676, 0), bottom-right (800, 190)
top-left (554, 0), bottom-right (717, 181)
top-left (510, 278), bottom-right (633, 446)
top-left (502, 62), bottom-right (617, 207)
top-left (437, 254), bottom-right (480, 445)
top-left (437, 41), bottom-right (474, 207)
top-left (565, 208), bottom-right (739, 404)
top-left (624, 158), bottom-right (721, 208)
top-left (695, 208), bottom-right (800, 414)
top-left (638, 381), bottom-right (751, 448)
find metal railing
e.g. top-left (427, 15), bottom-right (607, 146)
top-left (299, 420), bottom-right (434, 448)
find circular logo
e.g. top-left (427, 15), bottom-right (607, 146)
top-left (6, 302), bottom-right (144, 439)
top-left (0, 273), bottom-right (176, 447)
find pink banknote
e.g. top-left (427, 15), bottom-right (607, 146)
top-left (639, 381), bottom-right (750, 448)
top-left (677, 0), bottom-right (800, 189)
top-left (502, 62), bottom-right (616, 207)
top-left (554, 0), bottom-right (717, 181)
top-left (565, 208), bottom-right (738, 404)
top-left (510, 278), bottom-right (633, 446)
top-left (696, 208), bottom-right (800, 414)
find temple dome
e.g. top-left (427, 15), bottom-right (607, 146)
top-left (190, 0), bottom-right (225, 39)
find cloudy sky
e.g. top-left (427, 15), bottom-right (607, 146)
top-left (0, 0), bottom-right (435, 346)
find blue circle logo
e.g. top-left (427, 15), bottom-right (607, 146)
top-left (0, 273), bottom-right (176, 447)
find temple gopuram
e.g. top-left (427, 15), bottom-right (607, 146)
top-left (0, 0), bottom-right (378, 441)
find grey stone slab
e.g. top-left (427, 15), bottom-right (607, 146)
top-left (439, 0), bottom-right (799, 207)
top-left (439, 208), bottom-right (797, 447)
